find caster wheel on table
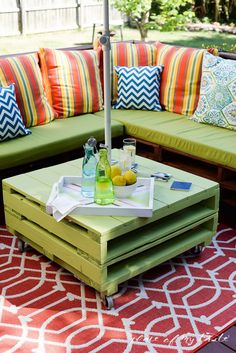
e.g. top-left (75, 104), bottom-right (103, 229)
top-left (17, 239), bottom-right (26, 252)
top-left (191, 245), bottom-right (204, 255)
top-left (101, 295), bottom-right (114, 310)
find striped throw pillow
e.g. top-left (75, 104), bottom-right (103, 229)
top-left (0, 53), bottom-right (54, 127)
top-left (111, 42), bottom-right (157, 103)
top-left (113, 66), bottom-right (163, 111)
top-left (155, 42), bottom-right (204, 116)
top-left (39, 48), bottom-right (103, 118)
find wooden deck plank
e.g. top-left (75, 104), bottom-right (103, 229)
top-left (223, 326), bottom-right (236, 351)
top-left (197, 341), bottom-right (235, 352)
top-left (197, 325), bottom-right (236, 352)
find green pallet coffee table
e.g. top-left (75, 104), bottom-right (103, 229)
top-left (2, 152), bottom-right (219, 308)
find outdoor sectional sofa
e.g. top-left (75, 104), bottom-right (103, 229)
top-left (0, 41), bottom-right (236, 226)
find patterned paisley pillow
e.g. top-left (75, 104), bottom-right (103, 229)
top-left (191, 51), bottom-right (236, 130)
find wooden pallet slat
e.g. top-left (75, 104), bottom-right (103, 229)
top-left (5, 211), bottom-right (105, 283)
top-left (3, 190), bottom-right (103, 261)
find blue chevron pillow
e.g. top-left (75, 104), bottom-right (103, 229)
top-left (0, 84), bottom-right (31, 142)
top-left (113, 65), bottom-right (163, 111)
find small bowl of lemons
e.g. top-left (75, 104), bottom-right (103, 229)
top-left (111, 165), bottom-right (137, 199)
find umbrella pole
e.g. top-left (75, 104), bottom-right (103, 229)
top-left (101, 0), bottom-right (112, 160)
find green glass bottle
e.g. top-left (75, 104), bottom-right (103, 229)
top-left (94, 145), bottom-right (114, 205)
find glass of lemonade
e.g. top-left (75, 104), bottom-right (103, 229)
top-left (123, 138), bottom-right (136, 167)
top-left (119, 148), bottom-right (132, 171)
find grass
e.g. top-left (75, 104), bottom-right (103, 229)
top-left (147, 30), bottom-right (236, 51)
top-left (0, 26), bottom-right (235, 54)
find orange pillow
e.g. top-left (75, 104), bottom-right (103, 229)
top-left (0, 53), bottom-right (54, 127)
top-left (110, 42), bottom-right (157, 102)
top-left (155, 42), bottom-right (204, 116)
top-left (39, 48), bottom-right (103, 118)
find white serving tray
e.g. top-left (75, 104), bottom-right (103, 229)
top-left (57, 176), bottom-right (155, 217)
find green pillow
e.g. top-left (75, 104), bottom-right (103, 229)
top-left (191, 51), bottom-right (236, 130)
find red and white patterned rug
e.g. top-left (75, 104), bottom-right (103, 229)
top-left (0, 224), bottom-right (235, 353)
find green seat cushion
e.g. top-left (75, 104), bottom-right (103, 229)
top-left (0, 114), bottom-right (124, 170)
top-left (95, 109), bottom-right (236, 169)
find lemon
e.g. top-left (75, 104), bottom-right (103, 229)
top-left (123, 170), bottom-right (137, 185)
top-left (111, 164), bottom-right (122, 179)
top-left (112, 175), bottom-right (126, 186)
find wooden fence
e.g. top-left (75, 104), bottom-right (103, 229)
top-left (0, 0), bottom-right (123, 36)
